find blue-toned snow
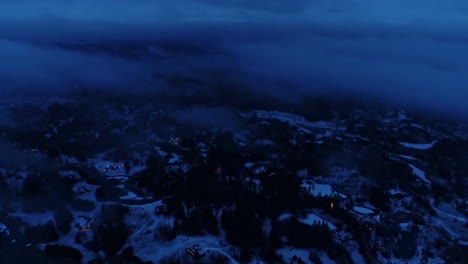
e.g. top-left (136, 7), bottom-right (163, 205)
top-left (409, 164), bottom-right (431, 184)
top-left (353, 206), bottom-right (374, 215)
top-left (400, 141), bottom-right (436, 150)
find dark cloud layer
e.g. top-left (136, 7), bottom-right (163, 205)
top-left (1, 0), bottom-right (468, 117)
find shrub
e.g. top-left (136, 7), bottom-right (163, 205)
top-left (94, 222), bottom-right (130, 257)
top-left (54, 207), bottom-right (73, 234)
top-left (25, 221), bottom-right (59, 243)
top-left (100, 204), bottom-right (129, 223)
top-left (181, 205), bottom-right (218, 236)
top-left (154, 222), bottom-right (176, 241)
top-left (119, 247), bottom-right (153, 264)
top-left (71, 199), bottom-right (96, 212)
top-left (45, 244), bottom-right (82, 263)
top-left (159, 254), bottom-right (180, 264)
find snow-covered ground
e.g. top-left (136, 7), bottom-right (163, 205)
top-left (133, 234), bottom-right (237, 264)
top-left (120, 191), bottom-right (145, 200)
top-left (120, 200), bottom-right (237, 263)
top-left (9, 211), bottom-right (55, 226)
top-left (253, 110), bottom-right (345, 134)
top-left (278, 212), bottom-right (337, 231)
top-left (125, 201), bottom-right (237, 263)
top-left (298, 213), bottom-right (337, 231)
top-left (400, 141), bottom-right (436, 150)
top-left (348, 246), bottom-right (366, 264)
top-left (276, 247), bottom-right (336, 264)
top-left (89, 158), bottom-right (146, 182)
top-left (50, 205), bottom-right (100, 264)
top-left (114, 183), bottom-right (152, 201)
top-left (430, 200), bottom-right (467, 223)
top-left (383, 246), bottom-right (428, 264)
top-left (73, 182), bottom-right (99, 201)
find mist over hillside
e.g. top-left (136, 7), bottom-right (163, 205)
top-left (1, 0), bottom-right (468, 117)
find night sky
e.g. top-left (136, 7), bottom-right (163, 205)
top-left (1, 0), bottom-right (468, 117)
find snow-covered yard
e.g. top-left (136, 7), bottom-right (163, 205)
top-left (301, 181), bottom-right (335, 197)
top-left (298, 213), bottom-right (337, 231)
top-left (121, 200), bottom-right (237, 263)
top-left (9, 211), bottom-right (55, 226)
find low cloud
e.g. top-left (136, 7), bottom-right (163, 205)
top-left (1, 0), bottom-right (468, 116)
top-left (0, 40), bottom-right (154, 94)
top-left (172, 107), bottom-right (242, 131)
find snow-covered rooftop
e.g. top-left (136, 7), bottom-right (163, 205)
top-left (352, 206), bottom-right (375, 215)
top-left (400, 141), bottom-right (436, 150)
top-left (409, 164), bottom-right (431, 184)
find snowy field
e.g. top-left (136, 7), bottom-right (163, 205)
top-left (278, 212), bottom-right (337, 231)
